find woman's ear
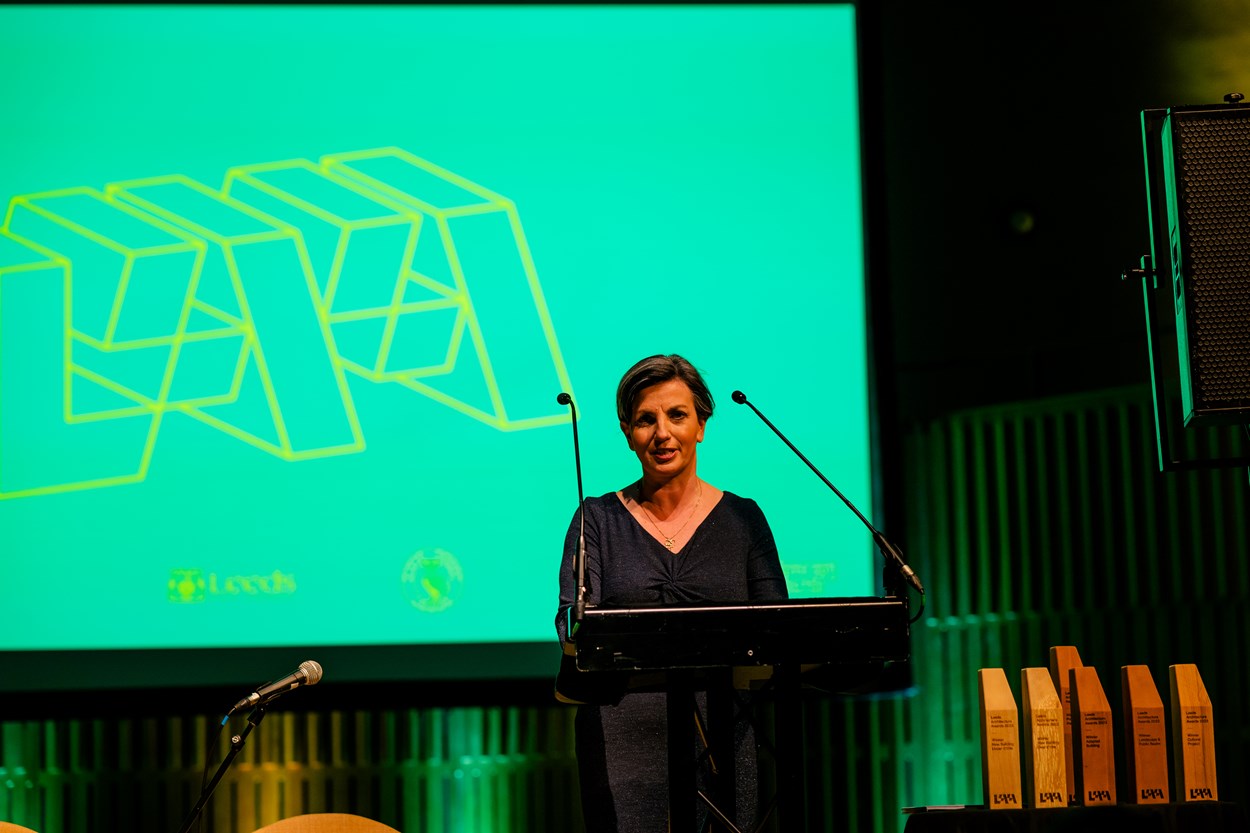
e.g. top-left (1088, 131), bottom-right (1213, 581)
top-left (620, 421), bottom-right (633, 449)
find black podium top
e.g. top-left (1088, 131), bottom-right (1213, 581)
top-left (574, 595), bottom-right (910, 671)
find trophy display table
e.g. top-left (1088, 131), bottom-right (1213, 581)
top-left (901, 802), bottom-right (1246, 833)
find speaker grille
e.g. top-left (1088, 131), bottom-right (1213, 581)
top-left (1168, 110), bottom-right (1250, 420)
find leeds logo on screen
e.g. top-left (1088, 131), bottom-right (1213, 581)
top-left (168, 568), bottom-right (297, 604)
top-left (0, 148), bottom-right (572, 500)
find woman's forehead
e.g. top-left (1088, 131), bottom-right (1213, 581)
top-left (632, 379), bottom-right (694, 411)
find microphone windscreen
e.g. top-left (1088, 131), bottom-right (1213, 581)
top-left (299, 660), bottom-right (324, 685)
top-left (557, 392), bottom-right (572, 405)
top-left (731, 390), bottom-right (747, 404)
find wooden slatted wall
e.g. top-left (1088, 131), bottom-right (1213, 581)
top-left (0, 706), bottom-right (582, 832)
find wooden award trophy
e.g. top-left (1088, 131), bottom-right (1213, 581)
top-left (1121, 665), bottom-right (1170, 803)
top-left (1049, 645), bottom-right (1083, 804)
top-left (978, 668), bottom-right (1023, 809)
top-left (1170, 663), bottom-right (1218, 801)
top-left (1021, 668), bottom-right (1067, 808)
top-left (1070, 666), bottom-right (1116, 805)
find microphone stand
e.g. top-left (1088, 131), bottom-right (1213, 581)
top-left (731, 390), bottom-right (924, 601)
top-left (174, 705), bottom-right (267, 833)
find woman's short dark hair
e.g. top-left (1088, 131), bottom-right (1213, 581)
top-left (616, 354), bottom-right (715, 425)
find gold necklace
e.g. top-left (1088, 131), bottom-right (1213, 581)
top-left (639, 481), bottom-right (702, 551)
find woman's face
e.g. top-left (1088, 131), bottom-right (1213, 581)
top-left (621, 378), bottom-right (705, 483)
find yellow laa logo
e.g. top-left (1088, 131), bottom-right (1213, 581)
top-left (1, 148), bottom-right (571, 501)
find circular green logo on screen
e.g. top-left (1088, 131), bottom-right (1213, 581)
top-left (168, 569), bottom-right (207, 603)
top-left (401, 548), bottom-right (464, 613)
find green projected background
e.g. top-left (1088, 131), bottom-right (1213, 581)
top-left (0, 6), bottom-right (871, 662)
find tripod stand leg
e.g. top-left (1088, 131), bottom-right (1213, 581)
top-left (175, 706), bottom-right (267, 833)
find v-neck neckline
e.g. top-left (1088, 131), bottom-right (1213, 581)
top-left (615, 489), bottom-right (724, 555)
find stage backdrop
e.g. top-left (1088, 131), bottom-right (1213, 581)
top-left (0, 4), bottom-right (872, 689)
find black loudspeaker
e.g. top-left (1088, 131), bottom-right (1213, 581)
top-left (1161, 104), bottom-right (1250, 425)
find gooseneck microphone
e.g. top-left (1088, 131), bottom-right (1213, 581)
top-left (228, 660), bottom-right (323, 716)
top-left (732, 390), bottom-right (924, 597)
top-left (556, 392), bottom-right (588, 636)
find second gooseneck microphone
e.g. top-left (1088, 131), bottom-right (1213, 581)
top-left (731, 389), bottom-right (924, 596)
top-left (556, 392), bottom-right (588, 635)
